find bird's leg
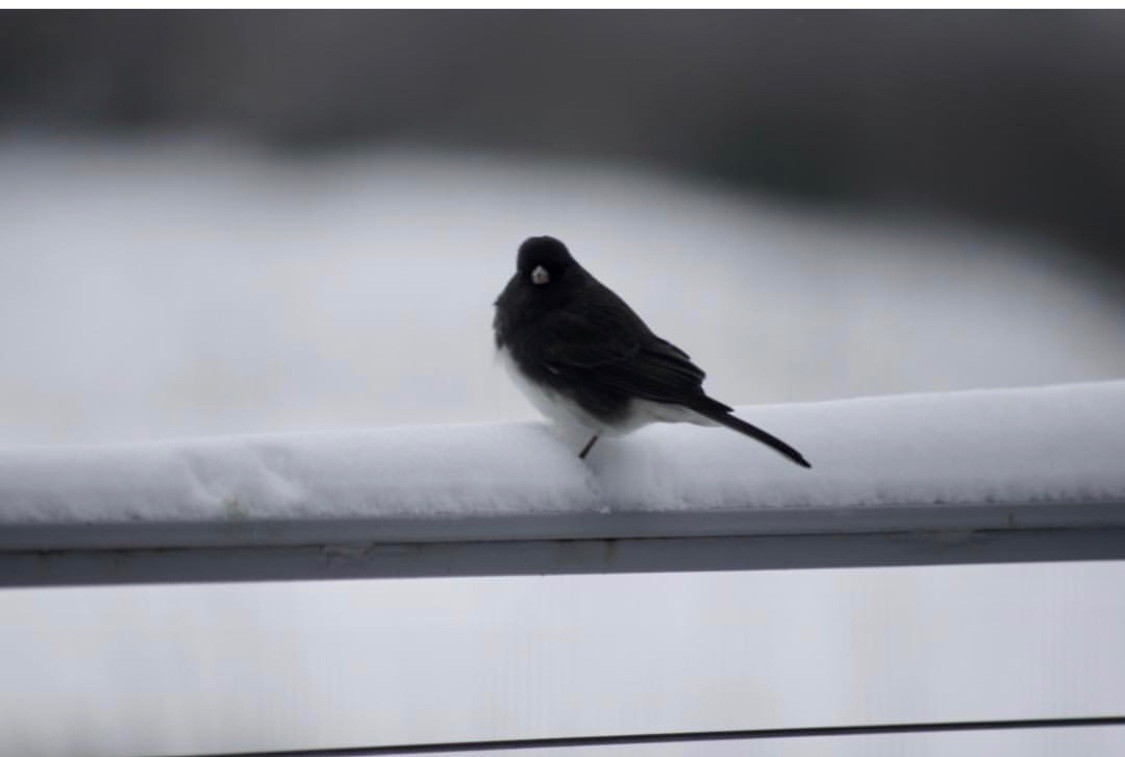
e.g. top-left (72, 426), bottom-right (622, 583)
top-left (578, 434), bottom-right (600, 460)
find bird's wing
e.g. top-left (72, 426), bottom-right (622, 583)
top-left (539, 306), bottom-right (641, 367)
top-left (541, 308), bottom-right (707, 403)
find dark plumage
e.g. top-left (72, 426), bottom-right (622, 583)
top-left (494, 236), bottom-right (811, 468)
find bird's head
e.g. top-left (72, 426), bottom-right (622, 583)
top-left (516, 236), bottom-right (577, 290)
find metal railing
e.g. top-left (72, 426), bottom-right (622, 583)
top-left (3, 499), bottom-right (1125, 587)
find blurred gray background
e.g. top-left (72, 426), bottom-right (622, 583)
top-left (3, 10), bottom-right (1124, 274)
top-left (2, 9), bottom-right (1124, 446)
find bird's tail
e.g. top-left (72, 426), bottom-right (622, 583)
top-left (687, 396), bottom-right (812, 469)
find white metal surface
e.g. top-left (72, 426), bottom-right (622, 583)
top-left (3, 562), bottom-right (1124, 757)
top-left (345, 725), bottom-right (1125, 756)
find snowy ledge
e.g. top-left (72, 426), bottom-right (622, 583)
top-left (2, 382), bottom-right (1124, 583)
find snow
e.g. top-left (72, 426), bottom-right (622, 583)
top-left (1, 138), bottom-right (1123, 539)
top-left (1, 381), bottom-right (1123, 532)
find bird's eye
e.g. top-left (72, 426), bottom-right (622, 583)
top-left (531, 265), bottom-right (550, 285)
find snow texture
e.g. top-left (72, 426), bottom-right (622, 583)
top-left (1, 381), bottom-right (1122, 527)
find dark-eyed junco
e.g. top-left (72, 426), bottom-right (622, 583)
top-left (493, 236), bottom-right (811, 467)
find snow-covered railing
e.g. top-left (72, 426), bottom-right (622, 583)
top-left (2, 382), bottom-right (1124, 586)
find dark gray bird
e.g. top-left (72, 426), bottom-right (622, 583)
top-left (493, 236), bottom-right (811, 467)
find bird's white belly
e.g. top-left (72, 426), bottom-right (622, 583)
top-left (498, 348), bottom-right (608, 434)
top-left (498, 348), bottom-right (714, 436)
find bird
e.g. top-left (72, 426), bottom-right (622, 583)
top-left (493, 235), bottom-right (811, 468)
